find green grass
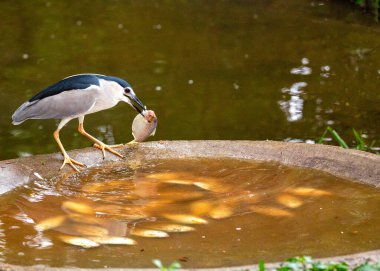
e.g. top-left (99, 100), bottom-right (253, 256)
top-left (263, 256), bottom-right (379, 271)
top-left (152, 259), bottom-right (181, 271)
top-left (317, 126), bottom-right (379, 155)
top-left (152, 257), bottom-right (380, 271)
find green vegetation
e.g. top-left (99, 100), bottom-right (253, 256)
top-left (152, 259), bottom-right (181, 271)
top-left (317, 126), bottom-right (379, 154)
top-left (261, 256), bottom-right (380, 271)
top-left (354, 0), bottom-right (380, 21)
top-left (152, 257), bottom-right (380, 271)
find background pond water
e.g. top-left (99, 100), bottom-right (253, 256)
top-left (0, 0), bottom-right (379, 160)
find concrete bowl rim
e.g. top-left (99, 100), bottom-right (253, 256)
top-left (0, 140), bottom-right (379, 270)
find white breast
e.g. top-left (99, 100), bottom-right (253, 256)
top-left (86, 79), bottom-right (124, 114)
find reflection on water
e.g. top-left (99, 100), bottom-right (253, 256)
top-left (320, 65), bottom-right (331, 78)
top-left (279, 81), bottom-right (307, 122)
top-left (279, 57), bottom-right (312, 122)
top-left (290, 58), bottom-right (312, 75)
top-left (96, 125), bottom-right (116, 146)
top-left (1, 159), bottom-right (380, 268)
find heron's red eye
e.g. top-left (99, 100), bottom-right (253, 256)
top-left (124, 88), bottom-right (131, 94)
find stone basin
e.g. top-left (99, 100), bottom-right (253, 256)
top-left (0, 140), bottom-right (379, 270)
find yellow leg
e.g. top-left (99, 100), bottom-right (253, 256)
top-left (78, 123), bottom-right (124, 159)
top-left (53, 130), bottom-right (85, 172)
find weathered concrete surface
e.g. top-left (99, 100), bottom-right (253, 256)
top-left (0, 140), bottom-right (379, 270)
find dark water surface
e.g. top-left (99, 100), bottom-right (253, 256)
top-left (0, 1), bottom-right (379, 160)
top-left (1, 158), bottom-right (380, 268)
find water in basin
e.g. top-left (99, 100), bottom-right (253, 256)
top-left (1, 158), bottom-right (380, 268)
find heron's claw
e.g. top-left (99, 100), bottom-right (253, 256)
top-left (93, 143), bottom-right (124, 159)
top-left (78, 124), bottom-right (124, 159)
top-left (108, 143), bottom-right (124, 148)
top-left (127, 140), bottom-right (138, 145)
top-left (60, 155), bottom-right (85, 172)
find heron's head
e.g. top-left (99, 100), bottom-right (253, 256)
top-left (100, 75), bottom-right (146, 114)
top-left (123, 87), bottom-right (146, 115)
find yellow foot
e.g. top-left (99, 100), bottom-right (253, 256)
top-left (93, 143), bottom-right (124, 159)
top-left (60, 155), bottom-right (86, 172)
top-left (127, 140), bottom-right (138, 145)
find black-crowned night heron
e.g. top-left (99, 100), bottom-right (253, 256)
top-left (12, 74), bottom-right (145, 172)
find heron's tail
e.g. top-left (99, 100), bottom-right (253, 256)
top-left (12, 120), bottom-right (24, 125)
top-left (11, 101), bottom-right (36, 125)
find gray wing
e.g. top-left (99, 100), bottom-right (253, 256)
top-left (12, 88), bottom-right (98, 124)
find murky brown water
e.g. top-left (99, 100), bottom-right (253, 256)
top-left (1, 158), bottom-right (380, 268)
top-left (0, 0), bottom-right (379, 160)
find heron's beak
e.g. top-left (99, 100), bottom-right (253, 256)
top-left (128, 94), bottom-right (146, 116)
